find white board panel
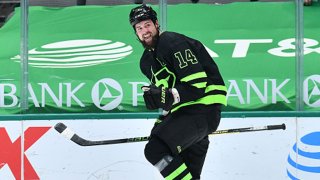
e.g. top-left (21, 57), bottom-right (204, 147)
top-left (0, 117), bottom-right (319, 180)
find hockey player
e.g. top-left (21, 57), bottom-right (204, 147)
top-left (129, 4), bottom-right (227, 180)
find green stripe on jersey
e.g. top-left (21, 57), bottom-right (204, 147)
top-left (181, 72), bottom-right (207, 82)
top-left (192, 82), bottom-right (207, 88)
top-left (205, 85), bottom-right (227, 93)
top-left (165, 163), bottom-right (188, 180)
top-left (171, 94), bottom-right (227, 113)
top-left (182, 172), bottom-right (192, 180)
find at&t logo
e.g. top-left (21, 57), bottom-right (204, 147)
top-left (287, 132), bottom-right (320, 179)
top-left (11, 39), bottom-right (133, 68)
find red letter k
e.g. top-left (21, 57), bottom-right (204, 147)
top-left (0, 127), bottom-right (51, 180)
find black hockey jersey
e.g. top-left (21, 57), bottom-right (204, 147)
top-left (140, 31), bottom-right (227, 113)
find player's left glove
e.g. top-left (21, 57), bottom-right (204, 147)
top-left (141, 84), bottom-right (179, 111)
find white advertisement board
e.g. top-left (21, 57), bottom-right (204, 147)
top-left (0, 117), bottom-right (319, 180)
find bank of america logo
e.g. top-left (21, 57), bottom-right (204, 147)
top-left (287, 132), bottom-right (320, 179)
top-left (11, 39), bottom-right (133, 68)
top-left (304, 75), bottom-right (320, 107)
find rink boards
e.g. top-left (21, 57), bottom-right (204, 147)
top-left (0, 117), bottom-right (319, 180)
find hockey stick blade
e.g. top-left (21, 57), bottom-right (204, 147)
top-left (54, 122), bottom-right (286, 146)
top-left (54, 122), bottom-right (149, 146)
top-left (54, 122), bottom-right (86, 146)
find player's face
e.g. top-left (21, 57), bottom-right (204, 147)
top-left (135, 19), bottom-right (159, 49)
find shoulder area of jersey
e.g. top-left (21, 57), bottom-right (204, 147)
top-left (158, 31), bottom-right (186, 46)
top-left (159, 31), bottom-right (184, 40)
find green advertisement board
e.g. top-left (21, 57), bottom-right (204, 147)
top-left (0, 2), bottom-right (319, 115)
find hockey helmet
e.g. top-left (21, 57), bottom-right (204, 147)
top-left (129, 4), bottom-right (157, 27)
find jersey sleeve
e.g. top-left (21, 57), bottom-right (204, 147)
top-left (139, 50), bottom-right (154, 81)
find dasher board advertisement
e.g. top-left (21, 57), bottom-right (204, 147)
top-left (0, 117), bottom-right (319, 179)
top-left (0, 2), bottom-right (319, 114)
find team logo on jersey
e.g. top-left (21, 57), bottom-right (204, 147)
top-left (11, 39), bottom-right (133, 68)
top-left (303, 75), bottom-right (320, 107)
top-left (91, 78), bottom-right (123, 110)
top-left (151, 67), bottom-right (176, 88)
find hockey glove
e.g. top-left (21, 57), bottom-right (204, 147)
top-left (141, 85), bottom-right (175, 111)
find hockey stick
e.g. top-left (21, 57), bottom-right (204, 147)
top-left (54, 122), bottom-right (286, 146)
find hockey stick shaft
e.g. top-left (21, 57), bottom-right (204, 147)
top-left (211, 124), bottom-right (286, 134)
top-left (54, 123), bottom-right (286, 146)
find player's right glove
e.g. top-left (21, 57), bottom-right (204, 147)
top-left (141, 84), bottom-right (179, 111)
